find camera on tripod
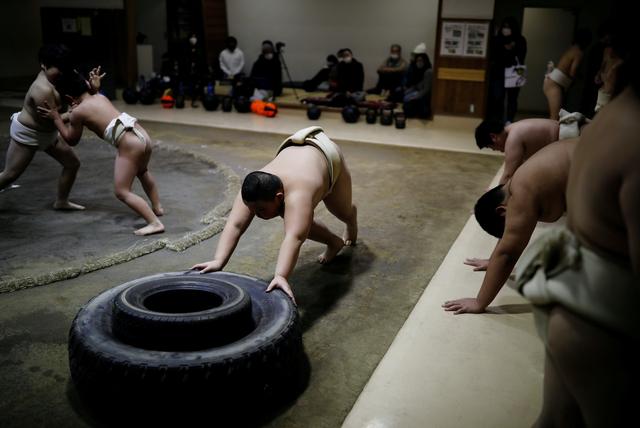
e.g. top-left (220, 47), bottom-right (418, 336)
top-left (275, 42), bottom-right (285, 53)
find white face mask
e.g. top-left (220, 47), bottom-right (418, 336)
top-left (343, 56), bottom-right (352, 64)
top-left (189, 37), bottom-right (197, 45)
top-left (390, 53), bottom-right (399, 60)
top-left (501, 28), bottom-right (512, 37)
top-left (264, 53), bottom-right (274, 60)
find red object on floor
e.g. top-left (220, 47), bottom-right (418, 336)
top-left (250, 100), bottom-right (278, 117)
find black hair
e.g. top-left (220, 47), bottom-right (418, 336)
top-left (573, 28), bottom-right (592, 50)
top-left (326, 54), bottom-right (338, 64)
top-left (475, 120), bottom-right (504, 149)
top-left (57, 71), bottom-right (89, 98)
top-left (241, 171), bottom-right (283, 202)
top-left (413, 53), bottom-right (432, 69)
top-left (501, 16), bottom-right (521, 36)
top-left (38, 43), bottom-right (72, 71)
top-left (391, 44), bottom-right (402, 51)
top-left (261, 40), bottom-right (274, 47)
top-left (474, 185), bottom-right (507, 238)
top-left (341, 48), bottom-right (353, 56)
top-left (226, 36), bottom-right (237, 45)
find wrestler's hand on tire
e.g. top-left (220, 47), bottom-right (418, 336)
top-left (463, 258), bottom-right (490, 271)
top-left (442, 298), bottom-right (485, 315)
top-left (191, 260), bottom-right (224, 274)
top-left (266, 275), bottom-right (296, 306)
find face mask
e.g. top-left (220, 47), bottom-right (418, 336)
top-left (501, 28), bottom-right (512, 37)
top-left (416, 62), bottom-right (425, 69)
top-left (189, 37), bottom-right (197, 45)
top-left (390, 54), bottom-right (399, 60)
top-left (343, 56), bottom-right (352, 64)
top-left (264, 53), bottom-right (274, 60)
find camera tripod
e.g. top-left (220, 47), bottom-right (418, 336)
top-left (276, 42), bottom-right (299, 101)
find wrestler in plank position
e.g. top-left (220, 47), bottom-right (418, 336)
top-left (192, 126), bottom-right (358, 303)
top-left (37, 71), bottom-right (164, 236)
top-left (443, 138), bottom-right (577, 313)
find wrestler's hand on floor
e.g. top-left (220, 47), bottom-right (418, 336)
top-left (463, 258), bottom-right (490, 271)
top-left (191, 260), bottom-right (223, 274)
top-left (266, 275), bottom-right (296, 306)
top-left (442, 298), bottom-right (485, 315)
top-left (36, 101), bottom-right (60, 121)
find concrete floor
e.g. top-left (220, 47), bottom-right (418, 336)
top-left (0, 117), bottom-right (501, 427)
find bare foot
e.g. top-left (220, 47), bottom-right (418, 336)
top-left (153, 205), bottom-right (165, 216)
top-left (53, 200), bottom-right (86, 211)
top-left (343, 205), bottom-right (358, 246)
top-left (318, 236), bottom-right (345, 264)
top-left (134, 221), bottom-right (165, 236)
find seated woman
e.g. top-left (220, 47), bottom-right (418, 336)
top-left (250, 40), bottom-right (282, 100)
top-left (303, 55), bottom-right (338, 92)
top-left (401, 46), bottom-right (433, 119)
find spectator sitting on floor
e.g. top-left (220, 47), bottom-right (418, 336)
top-left (368, 44), bottom-right (408, 97)
top-left (330, 48), bottom-right (365, 106)
top-left (401, 44), bottom-right (433, 119)
top-left (250, 40), bottom-right (283, 100)
top-left (303, 55), bottom-right (338, 92)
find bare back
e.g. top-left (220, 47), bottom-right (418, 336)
top-left (506, 119), bottom-right (560, 160)
top-left (70, 93), bottom-right (151, 146)
top-left (18, 72), bottom-right (62, 132)
top-left (567, 88), bottom-right (640, 264)
top-left (557, 45), bottom-right (583, 79)
top-left (262, 145), bottom-right (330, 207)
top-left (72, 93), bottom-right (122, 137)
top-left (511, 139), bottom-right (576, 223)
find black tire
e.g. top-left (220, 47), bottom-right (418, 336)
top-left (112, 272), bottom-right (254, 351)
top-left (234, 96), bottom-right (251, 113)
top-left (122, 88), bottom-right (139, 104)
top-left (307, 103), bottom-right (321, 120)
top-left (69, 272), bottom-right (304, 422)
top-left (175, 94), bottom-right (185, 109)
top-left (365, 108), bottom-right (378, 124)
top-left (341, 104), bottom-right (360, 123)
top-left (380, 108), bottom-right (394, 125)
top-left (221, 96), bottom-right (233, 112)
top-left (203, 94), bottom-right (219, 111)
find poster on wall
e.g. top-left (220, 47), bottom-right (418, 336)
top-left (464, 23), bottom-right (489, 57)
top-left (440, 22), bottom-right (465, 56)
top-left (440, 21), bottom-right (489, 58)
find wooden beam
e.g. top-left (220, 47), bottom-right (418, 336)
top-left (124, 0), bottom-right (137, 86)
top-left (437, 67), bottom-right (485, 82)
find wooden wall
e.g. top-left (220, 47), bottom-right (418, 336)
top-left (432, 18), bottom-right (491, 117)
top-left (201, 0), bottom-right (228, 66)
